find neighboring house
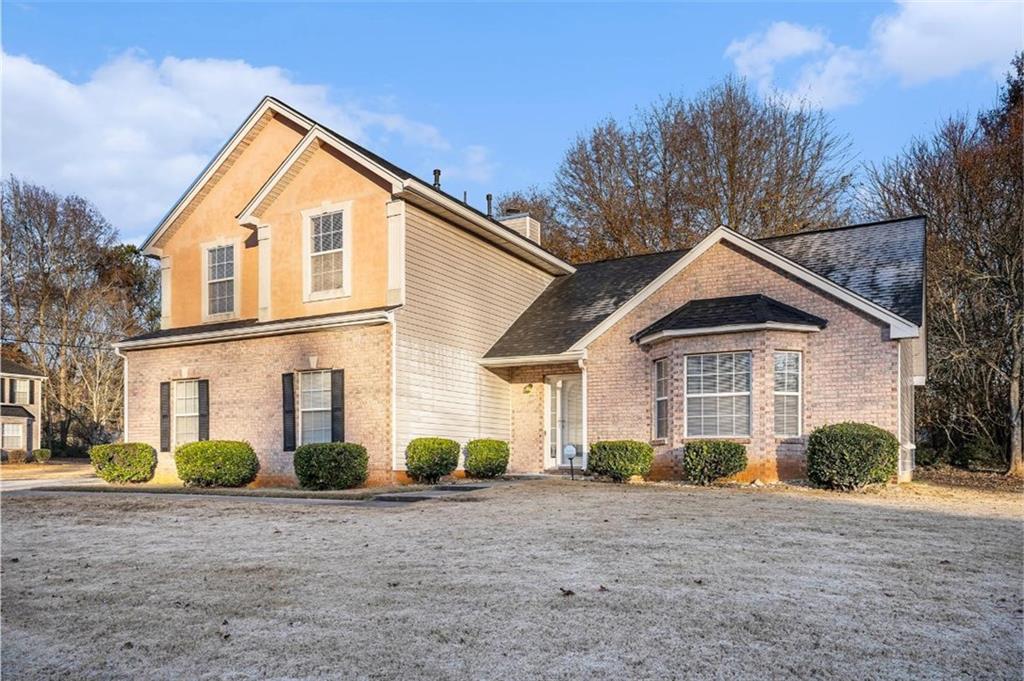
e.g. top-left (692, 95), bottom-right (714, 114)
top-left (1, 359), bottom-right (45, 455)
top-left (115, 97), bottom-right (926, 485)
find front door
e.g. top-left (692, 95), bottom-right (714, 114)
top-left (545, 374), bottom-right (584, 468)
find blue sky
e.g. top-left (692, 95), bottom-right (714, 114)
top-left (3, 1), bottom-right (1020, 241)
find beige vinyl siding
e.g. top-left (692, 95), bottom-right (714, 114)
top-left (394, 205), bottom-right (554, 466)
top-left (898, 338), bottom-right (916, 477)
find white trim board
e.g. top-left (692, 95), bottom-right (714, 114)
top-left (114, 309), bottom-right (393, 351)
top-left (478, 351), bottom-right (586, 368)
top-left (568, 226), bottom-right (921, 352)
top-left (636, 322), bottom-right (822, 346)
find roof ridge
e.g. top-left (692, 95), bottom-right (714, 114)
top-left (758, 215), bottom-right (925, 242)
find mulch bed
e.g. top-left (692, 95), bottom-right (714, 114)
top-left (915, 464), bottom-right (1023, 494)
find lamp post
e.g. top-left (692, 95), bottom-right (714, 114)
top-left (563, 444), bottom-right (577, 480)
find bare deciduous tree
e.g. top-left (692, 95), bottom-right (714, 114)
top-left (1, 177), bottom-right (158, 453)
top-left (863, 55), bottom-right (1024, 475)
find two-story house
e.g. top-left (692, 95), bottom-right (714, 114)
top-left (115, 97), bottom-right (926, 485)
top-left (1, 359), bottom-right (45, 455)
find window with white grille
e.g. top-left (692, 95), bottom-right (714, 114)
top-left (310, 211), bottom-right (344, 294)
top-left (14, 379), bottom-right (29, 404)
top-left (653, 358), bottom-right (670, 440)
top-left (174, 380), bottom-right (200, 447)
top-left (2, 423), bottom-right (24, 450)
top-left (207, 245), bottom-right (234, 315)
top-left (774, 351), bottom-right (802, 437)
top-left (685, 352), bottom-right (751, 437)
top-left (299, 370), bottom-right (332, 445)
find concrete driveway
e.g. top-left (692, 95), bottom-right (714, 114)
top-left (0, 460), bottom-right (99, 492)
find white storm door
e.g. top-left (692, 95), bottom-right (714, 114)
top-left (545, 375), bottom-right (584, 468)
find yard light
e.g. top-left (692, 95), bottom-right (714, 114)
top-left (563, 445), bottom-right (577, 480)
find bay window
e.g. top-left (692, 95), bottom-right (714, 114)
top-left (774, 351), bottom-right (802, 437)
top-left (685, 352), bottom-right (752, 437)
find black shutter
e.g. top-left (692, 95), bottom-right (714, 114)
top-left (8, 380), bottom-right (14, 404)
top-left (26, 418), bottom-right (34, 453)
top-left (0, 378), bottom-right (5, 403)
top-left (331, 369), bottom-right (345, 442)
top-left (159, 382), bottom-right (171, 452)
top-left (198, 380), bottom-right (209, 441)
top-left (29, 381), bottom-right (35, 405)
top-left (282, 373), bottom-right (295, 452)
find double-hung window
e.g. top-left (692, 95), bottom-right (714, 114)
top-left (13, 379), bottom-right (29, 404)
top-left (685, 352), bottom-right (752, 437)
top-left (2, 423), bottom-right (23, 450)
top-left (207, 244), bottom-right (235, 316)
top-left (653, 358), bottom-right (670, 440)
top-left (310, 210), bottom-right (344, 295)
top-left (174, 380), bottom-right (200, 447)
top-left (299, 370), bottom-right (332, 444)
top-left (774, 351), bottom-right (802, 437)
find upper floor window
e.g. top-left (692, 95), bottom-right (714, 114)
top-left (653, 358), bottom-right (670, 441)
top-left (302, 201), bottom-right (352, 302)
top-left (206, 244), bottom-right (235, 316)
top-left (774, 351), bottom-right (802, 437)
top-left (685, 352), bottom-right (751, 437)
top-left (14, 379), bottom-right (29, 405)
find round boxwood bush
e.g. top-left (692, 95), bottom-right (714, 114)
top-left (5, 449), bottom-right (29, 464)
top-left (294, 442), bottom-right (368, 490)
top-left (89, 443), bottom-right (157, 483)
top-left (588, 440), bottom-right (654, 482)
top-left (32, 448), bottom-right (52, 464)
top-left (406, 437), bottom-right (459, 484)
top-left (806, 422), bottom-right (899, 490)
top-left (683, 439), bottom-right (748, 485)
top-left (465, 439), bottom-right (509, 478)
top-left (175, 440), bottom-right (259, 487)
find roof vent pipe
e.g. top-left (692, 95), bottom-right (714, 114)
top-left (433, 169), bottom-right (441, 190)
top-left (486, 193), bottom-right (493, 218)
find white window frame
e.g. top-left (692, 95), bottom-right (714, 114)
top-left (200, 238), bottom-right (241, 322)
top-left (2, 422), bottom-right (24, 450)
top-left (652, 357), bottom-right (670, 442)
top-left (298, 370), bottom-right (332, 445)
top-left (683, 351), bottom-right (753, 438)
top-left (301, 200), bottom-right (353, 302)
top-left (773, 351), bottom-right (803, 438)
top-left (13, 379), bottom-right (29, 405)
top-left (172, 379), bottom-right (200, 449)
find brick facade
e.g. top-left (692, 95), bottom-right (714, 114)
top-left (124, 323), bottom-right (393, 485)
top-left (585, 242), bottom-right (900, 482)
top-left (507, 363), bottom-right (581, 472)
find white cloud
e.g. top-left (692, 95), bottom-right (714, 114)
top-left (1, 51), bottom-right (482, 240)
top-left (871, 1), bottom-right (1023, 84)
top-left (445, 145), bottom-right (496, 185)
top-left (725, 1), bottom-right (1021, 109)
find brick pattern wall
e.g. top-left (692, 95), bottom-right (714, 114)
top-left (586, 242), bottom-right (900, 482)
top-left (124, 323), bottom-right (393, 486)
top-left (508, 363), bottom-right (580, 472)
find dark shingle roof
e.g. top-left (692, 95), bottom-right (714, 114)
top-left (632, 295), bottom-right (827, 342)
top-left (1, 405), bottom-right (33, 419)
top-left (760, 216), bottom-right (925, 325)
top-left (1, 359), bottom-right (44, 377)
top-left (484, 216), bottom-right (925, 358)
top-left (484, 250), bottom-right (687, 358)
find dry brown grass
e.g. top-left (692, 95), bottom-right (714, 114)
top-left (2, 478), bottom-right (1021, 680)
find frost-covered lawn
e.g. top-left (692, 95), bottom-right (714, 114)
top-left (2, 479), bottom-right (1021, 680)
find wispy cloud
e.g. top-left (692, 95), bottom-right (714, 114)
top-left (725, 1), bottom-right (1021, 109)
top-left (1, 51), bottom-right (481, 239)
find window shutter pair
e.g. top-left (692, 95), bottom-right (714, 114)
top-left (281, 369), bottom-right (344, 451)
top-left (159, 380), bottom-right (209, 452)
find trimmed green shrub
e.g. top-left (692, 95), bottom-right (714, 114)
top-left (588, 440), bottom-right (654, 482)
top-left (406, 437), bottom-right (459, 484)
top-left (294, 443), bottom-right (368, 490)
top-left (5, 449), bottom-right (29, 464)
top-left (806, 422), bottom-right (899, 490)
top-left (32, 448), bottom-right (52, 464)
top-left (175, 440), bottom-right (258, 487)
top-left (683, 440), bottom-right (747, 485)
top-left (465, 439), bottom-right (509, 478)
top-left (89, 443), bottom-right (157, 483)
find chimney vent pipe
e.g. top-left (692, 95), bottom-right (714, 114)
top-left (433, 169), bottom-right (441, 190)
top-left (486, 193), bottom-right (493, 218)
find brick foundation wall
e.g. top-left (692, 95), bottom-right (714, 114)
top-left (586, 242), bottom-right (900, 482)
top-left (124, 323), bottom-right (393, 486)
